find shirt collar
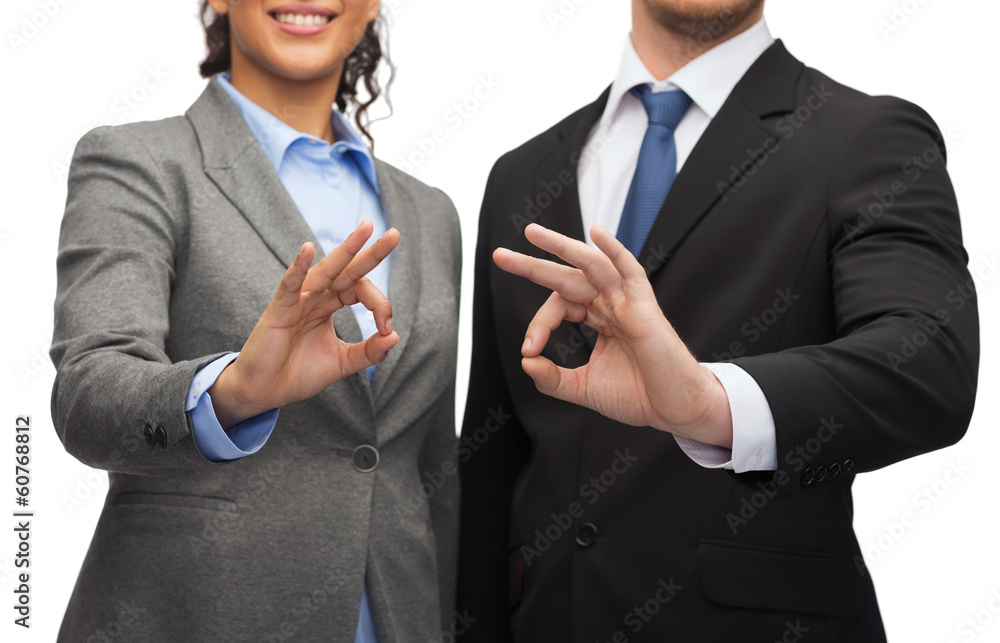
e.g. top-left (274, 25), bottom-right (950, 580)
top-left (601, 17), bottom-right (775, 129)
top-left (215, 74), bottom-right (380, 194)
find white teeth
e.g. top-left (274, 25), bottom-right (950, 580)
top-left (274, 12), bottom-right (330, 26)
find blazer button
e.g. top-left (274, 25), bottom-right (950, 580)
top-left (154, 426), bottom-right (168, 448)
top-left (352, 445), bottom-right (379, 473)
top-left (842, 459), bottom-right (854, 474)
top-left (575, 523), bottom-right (598, 548)
top-left (802, 468), bottom-right (815, 486)
top-left (829, 462), bottom-right (842, 478)
top-left (144, 424), bottom-right (155, 447)
top-left (814, 466), bottom-right (828, 483)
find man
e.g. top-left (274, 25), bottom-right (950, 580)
top-left (457, 1), bottom-right (979, 641)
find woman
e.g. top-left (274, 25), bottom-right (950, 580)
top-left (50, 1), bottom-right (461, 640)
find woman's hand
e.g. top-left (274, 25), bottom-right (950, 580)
top-left (493, 223), bottom-right (734, 448)
top-left (209, 221), bottom-right (400, 428)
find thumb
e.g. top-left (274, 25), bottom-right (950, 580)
top-left (522, 356), bottom-right (575, 402)
top-left (341, 331), bottom-right (400, 376)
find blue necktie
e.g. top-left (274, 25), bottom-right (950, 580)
top-left (616, 86), bottom-right (692, 257)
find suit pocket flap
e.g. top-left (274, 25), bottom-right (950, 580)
top-left (699, 540), bottom-right (867, 619)
top-left (109, 491), bottom-right (238, 513)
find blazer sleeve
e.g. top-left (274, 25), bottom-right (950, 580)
top-left (51, 126), bottom-right (222, 475)
top-left (732, 97), bottom-right (979, 497)
top-left (456, 163), bottom-right (533, 642)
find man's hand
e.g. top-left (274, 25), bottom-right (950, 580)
top-left (209, 221), bottom-right (400, 428)
top-left (493, 223), bottom-right (733, 448)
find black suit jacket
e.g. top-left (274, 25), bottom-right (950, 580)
top-left (457, 41), bottom-right (978, 642)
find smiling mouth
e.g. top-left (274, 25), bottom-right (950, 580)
top-left (271, 12), bottom-right (332, 26)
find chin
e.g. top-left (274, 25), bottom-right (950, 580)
top-left (258, 48), bottom-right (345, 83)
top-left (642, 0), bottom-right (764, 38)
top-left (275, 62), bottom-right (342, 83)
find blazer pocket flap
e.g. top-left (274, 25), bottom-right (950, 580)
top-left (699, 540), bottom-right (867, 619)
top-left (109, 491), bottom-right (238, 513)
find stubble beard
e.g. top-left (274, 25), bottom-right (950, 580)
top-left (641, 0), bottom-right (765, 42)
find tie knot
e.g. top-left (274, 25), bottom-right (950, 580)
top-left (631, 86), bottom-right (692, 130)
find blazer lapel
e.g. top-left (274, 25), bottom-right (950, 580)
top-left (639, 40), bottom-right (804, 278)
top-left (185, 79), bottom-right (371, 402)
top-left (187, 79), bottom-right (323, 272)
top-left (532, 87), bottom-right (610, 245)
top-left (527, 89), bottom-right (609, 363)
top-left (370, 161), bottom-right (421, 403)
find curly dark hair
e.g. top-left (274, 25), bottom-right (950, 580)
top-left (197, 1), bottom-right (392, 145)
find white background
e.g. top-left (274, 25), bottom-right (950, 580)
top-left (1, 0), bottom-right (998, 641)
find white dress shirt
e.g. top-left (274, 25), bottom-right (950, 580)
top-left (577, 18), bottom-right (778, 473)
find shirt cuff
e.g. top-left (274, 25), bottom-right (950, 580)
top-left (185, 353), bottom-right (280, 462)
top-left (673, 362), bottom-right (777, 473)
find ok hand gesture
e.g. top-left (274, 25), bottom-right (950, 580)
top-left (494, 223), bottom-right (733, 448)
top-left (210, 221), bottom-right (399, 428)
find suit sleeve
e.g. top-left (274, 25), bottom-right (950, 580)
top-left (732, 97), bottom-right (979, 497)
top-left (456, 164), bottom-right (533, 642)
top-left (50, 126), bottom-right (222, 475)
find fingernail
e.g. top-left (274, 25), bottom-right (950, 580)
top-left (522, 337), bottom-right (532, 353)
top-left (386, 318), bottom-right (393, 334)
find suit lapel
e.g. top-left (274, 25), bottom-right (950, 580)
top-left (639, 41), bottom-right (804, 278)
top-left (185, 79), bottom-right (371, 401)
top-left (528, 89), bottom-right (609, 362)
top-left (370, 161), bottom-right (421, 403)
top-left (187, 79), bottom-right (321, 272)
top-left (532, 87), bottom-right (610, 247)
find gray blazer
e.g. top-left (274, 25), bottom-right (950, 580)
top-left (51, 78), bottom-right (461, 642)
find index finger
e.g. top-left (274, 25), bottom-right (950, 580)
top-left (522, 291), bottom-right (588, 358)
top-left (492, 247), bottom-right (599, 304)
top-left (302, 221), bottom-right (375, 294)
top-left (329, 227), bottom-right (400, 293)
top-left (337, 278), bottom-right (395, 336)
top-left (523, 223), bottom-right (621, 292)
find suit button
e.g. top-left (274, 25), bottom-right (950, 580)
top-left (575, 523), bottom-right (598, 548)
top-left (815, 466), bottom-right (827, 483)
top-left (144, 425), bottom-right (155, 447)
top-left (829, 462), bottom-right (842, 478)
top-left (154, 426), bottom-right (168, 448)
top-left (842, 459), bottom-right (854, 474)
top-left (352, 445), bottom-right (379, 473)
top-left (802, 468), bottom-right (815, 486)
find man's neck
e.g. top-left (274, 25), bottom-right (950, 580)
top-left (630, 5), bottom-right (764, 81)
